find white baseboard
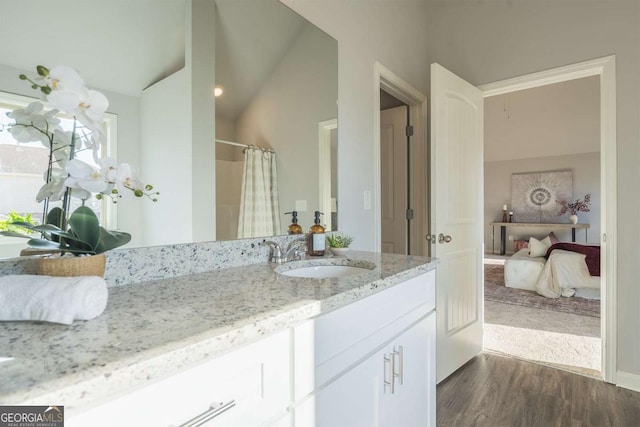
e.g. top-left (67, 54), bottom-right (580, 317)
top-left (616, 370), bottom-right (640, 392)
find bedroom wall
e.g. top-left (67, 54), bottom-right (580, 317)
top-left (424, 0), bottom-right (640, 385)
top-left (484, 152), bottom-right (601, 254)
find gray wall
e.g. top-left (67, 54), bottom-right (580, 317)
top-left (235, 23), bottom-right (338, 233)
top-left (485, 152), bottom-right (601, 253)
top-left (425, 0), bottom-right (640, 380)
top-left (281, 0), bottom-right (430, 250)
top-left (285, 0), bottom-right (640, 380)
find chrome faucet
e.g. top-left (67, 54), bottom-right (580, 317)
top-left (264, 238), bottom-right (306, 263)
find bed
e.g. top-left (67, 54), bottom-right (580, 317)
top-left (504, 248), bottom-right (546, 291)
top-left (504, 241), bottom-right (601, 299)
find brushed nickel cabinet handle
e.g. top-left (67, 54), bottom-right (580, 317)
top-left (384, 353), bottom-right (395, 394)
top-left (394, 346), bottom-right (404, 386)
top-left (178, 400), bottom-right (236, 427)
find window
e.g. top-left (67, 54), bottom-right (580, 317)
top-left (0, 92), bottom-right (117, 255)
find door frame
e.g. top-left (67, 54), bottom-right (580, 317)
top-left (479, 55), bottom-right (617, 383)
top-left (319, 118), bottom-right (338, 232)
top-left (374, 62), bottom-right (428, 256)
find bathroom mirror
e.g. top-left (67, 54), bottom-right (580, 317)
top-left (213, 0), bottom-right (338, 240)
top-left (0, 0), bottom-right (337, 258)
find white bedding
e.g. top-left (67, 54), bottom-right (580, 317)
top-left (535, 249), bottom-right (601, 298)
top-left (504, 249), bottom-right (545, 291)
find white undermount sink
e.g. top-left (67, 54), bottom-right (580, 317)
top-left (276, 259), bottom-right (376, 279)
top-left (280, 265), bottom-right (368, 278)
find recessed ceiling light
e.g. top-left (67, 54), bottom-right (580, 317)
top-left (214, 86), bottom-right (224, 97)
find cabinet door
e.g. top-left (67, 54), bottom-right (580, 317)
top-left (314, 347), bottom-right (386, 427)
top-left (388, 314), bottom-right (436, 427)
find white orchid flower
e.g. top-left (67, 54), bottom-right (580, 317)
top-left (6, 101), bottom-right (43, 119)
top-left (99, 157), bottom-right (119, 183)
top-left (117, 163), bottom-right (144, 195)
top-left (45, 66), bottom-right (86, 115)
top-left (7, 102), bottom-right (61, 145)
top-left (47, 66), bottom-right (86, 92)
top-left (51, 129), bottom-right (71, 149)
top-left (43, 66), bottom-right (109, 132)
top-left (65, 158), bottom-right (108, 198)
top-left (79, 90), bottom-right (109, 123)
top-left (36, 169), bottom-right (67, 202)
top-left (8, 124), bottom-right (48, 144)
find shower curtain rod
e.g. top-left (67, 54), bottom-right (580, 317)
top-left (215, 138), bottom-right (274, 153)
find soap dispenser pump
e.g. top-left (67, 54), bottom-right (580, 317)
top-left (284, 211), bottom-right (303, 235)
top-left (307, 211), bottom-right (326, 256)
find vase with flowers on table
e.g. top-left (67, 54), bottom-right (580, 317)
top-left (556, 193), bottom-right (591, 225)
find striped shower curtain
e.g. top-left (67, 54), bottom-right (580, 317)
top-left (237, 148), bottom-right (281, 238)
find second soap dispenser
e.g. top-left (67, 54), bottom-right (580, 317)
top-left (307, 211), bottom-right (326, 256)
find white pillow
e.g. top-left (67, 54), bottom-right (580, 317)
top-left (529, 236), bottom-right (552, 257)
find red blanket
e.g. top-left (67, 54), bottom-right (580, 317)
top-left (545, 243), bottom-right (601, 276)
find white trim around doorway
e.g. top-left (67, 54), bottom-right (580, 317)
top-left (479, 55), bottom-right (617, 384)
top-left (373, 62), bottom-right (428, 256)
top-left (319, 119), bottom-right (338, 232)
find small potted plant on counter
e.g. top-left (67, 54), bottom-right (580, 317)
top-left (326, 232), bottom-right (354, 256)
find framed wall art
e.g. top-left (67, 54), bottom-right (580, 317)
top-left (511, 171), bottom-right (572, 223)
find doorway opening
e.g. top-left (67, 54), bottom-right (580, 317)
top-left (374, 62), bottom-right (428, 256)
top-left (380, 90), bottom-right (410, 254)
top-left (483, 76), bottom-right (601, 377)
top-left (479, 56), bottom-right (616, 382)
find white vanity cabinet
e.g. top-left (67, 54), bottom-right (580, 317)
top-left (293, 270), bottom-right (436, 427)
top-left (68, 329), bottom-right (290, 427)
top-left (67, 268), bottom-right (436, 427)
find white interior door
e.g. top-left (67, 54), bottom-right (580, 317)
top-left (430, 63), bottom-right (484, 383)
top-left (381, 106), bottom-right (407, 254)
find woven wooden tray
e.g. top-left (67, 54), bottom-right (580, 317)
top-left (37, 253), bottom-right (106, 277)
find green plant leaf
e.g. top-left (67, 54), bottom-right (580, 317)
top-left (26, 238), bottom-right (63, 249)
top-left (0, 230), bottom-right (32, 239)
top-left (27, 238), bottom-right (94, 254)
top-left (94, 227), bottom-right (131, 254)
top-left (12, 222), bottom-right (81, 241)
top-left (46, 208), bottom-right (64, 229)
top-left (68, 206), bottom-right (101, 251)
top-left (13, 222), bottom-right (61, 232)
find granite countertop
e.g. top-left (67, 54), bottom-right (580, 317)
top-left (0, 251), bottom-right (437, 414)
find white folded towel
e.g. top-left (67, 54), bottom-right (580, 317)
top-left (0, 275), bottom-right (108, 325)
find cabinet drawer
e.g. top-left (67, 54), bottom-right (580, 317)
top-left (294, 270), bottom-right (435, 399)
top-left (313, 270), bottom-right (434, 364)
top-left (69, 329), bottom-right (290, 427)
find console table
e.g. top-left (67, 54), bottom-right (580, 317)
top-left (489, 222), bottom-right (590, 255)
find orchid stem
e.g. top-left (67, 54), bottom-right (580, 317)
top-left (60, 118), bottom-right (77, 231)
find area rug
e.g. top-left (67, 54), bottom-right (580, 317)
top-left (484, 264), bottom-right (600, 318)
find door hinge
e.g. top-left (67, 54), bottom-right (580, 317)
top-left (405, 125), bottom-right (414, 137)
top-left (406, 208), bottom-right (414, 220)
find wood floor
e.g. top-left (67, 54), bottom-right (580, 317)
top-left (437, 353), bottom-right (640, 426)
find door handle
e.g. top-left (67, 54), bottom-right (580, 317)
top-left (438, 233), bottom-right (452, 244)
top-left (425, 234), bottom-right (436, 244)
